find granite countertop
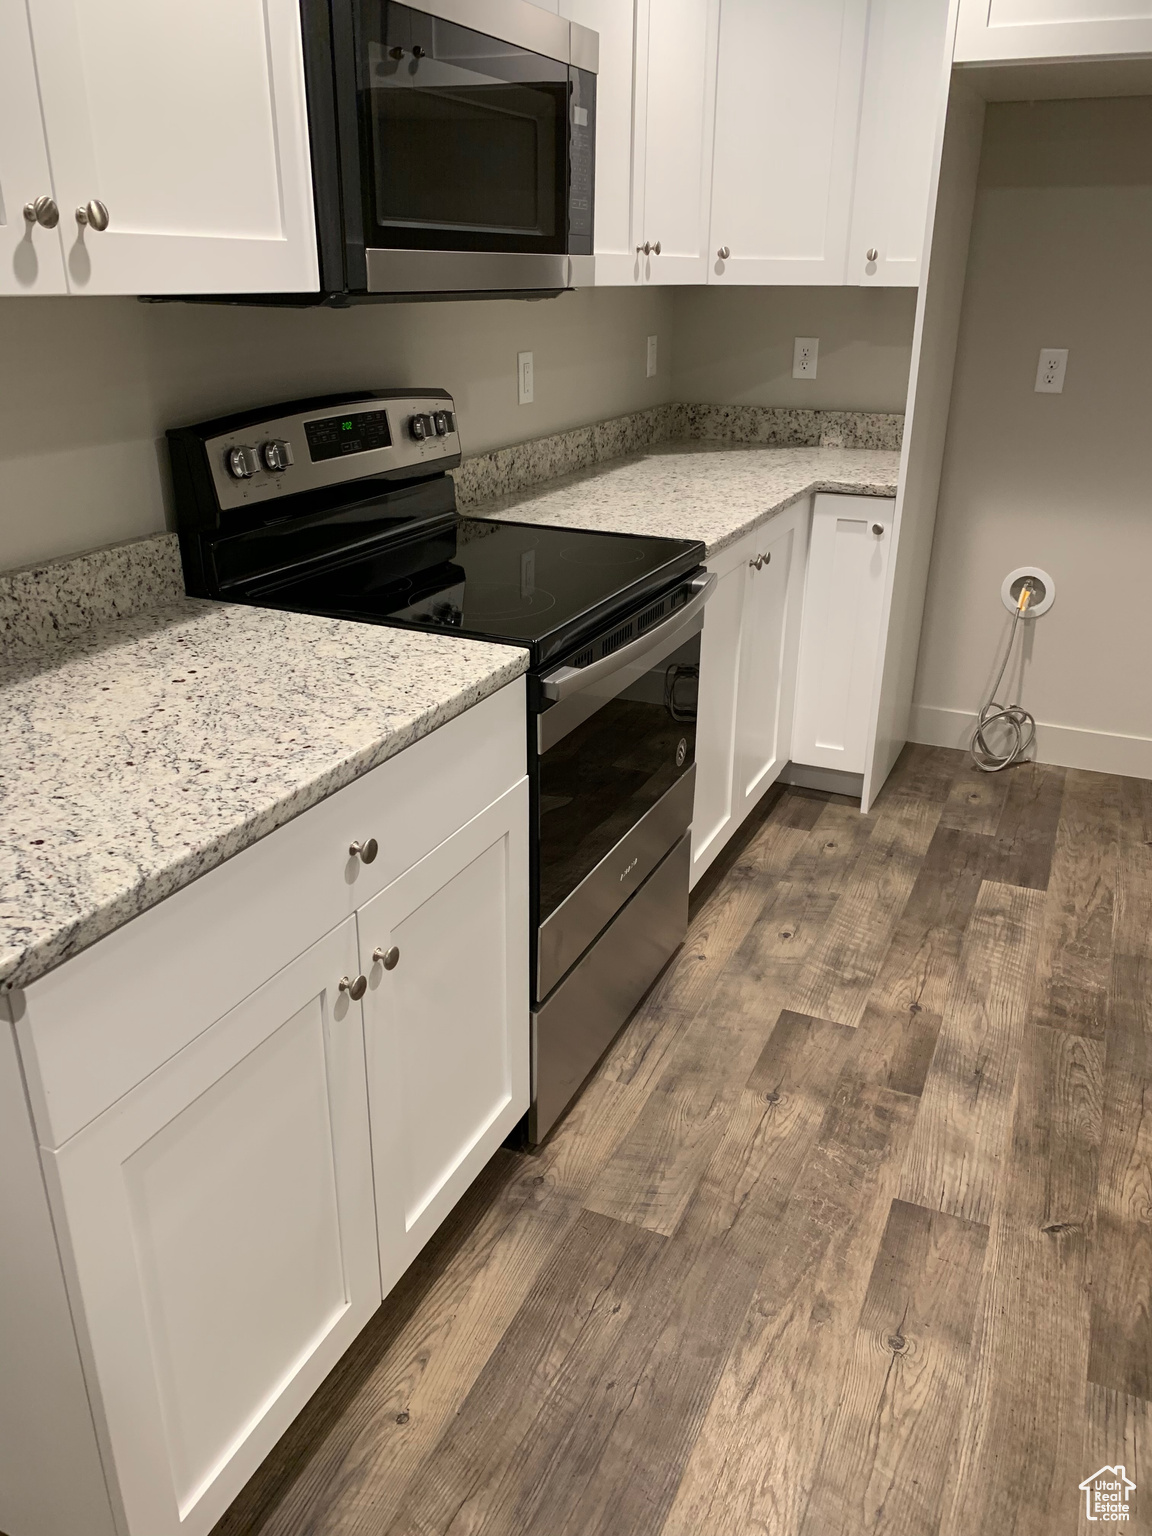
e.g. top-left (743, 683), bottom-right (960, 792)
top-left (0, 600), bottom-right (527, 991)
top-left (474, 443), bottom-right (901, 557)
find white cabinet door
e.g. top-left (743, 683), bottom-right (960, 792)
top-left (692, 558), bottom-right (745, 883)
top-left (847, 0), bottom-right (951, 287)
top-left (691, 504), bottom-right (809, 886)
top-left (0, 0), bottom-right (66, 293)
top-left (954, 0), bottom-right (1152, 63)
top-left (708, 0), bottom-right (868, 286)
top-left (359, 780), bottom-right (530, 1296)
top-left (24, 0), bottom-right (318, 295)
top-left (733, 505), bottom-right (807, 819)
top-left (634, 0), bottom-right (720, 284)
top-left (562, 0), bottom-right (642, 285)
top-left (41, 919), bottom-right (379, 1536)
top-left (792, 494), bottom-right (894, 776)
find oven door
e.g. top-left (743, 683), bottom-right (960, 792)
top-left (534, 573), bottom-right (715, 1001)
top-left (350, 0), bottom-right (596, 293)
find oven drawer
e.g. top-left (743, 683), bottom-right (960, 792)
top-left (536, 767), bottom-right (694, 1000)
top-left (529, 834), bottom-right (689, 1143)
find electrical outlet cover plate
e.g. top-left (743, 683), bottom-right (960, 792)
top-left (1001, 566), bottom-right (1055, 618)
top-left (517, 351), bottom-right (534, 405)
top-left (793, 337), bottom-right (818, 380)
top-left (1035, 348), bottom-right (1068, 393)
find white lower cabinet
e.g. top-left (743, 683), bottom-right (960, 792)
top-left (359, 781), bottom-right (530, 1295)
top-left (792, 493), bottom-right (894, 776)
top-left (42, 920), bottom-right (380, 1536)
top-left (4, 685), bottom-right (529, 1536)
top-left (691, 502), bottom-right (808, 886)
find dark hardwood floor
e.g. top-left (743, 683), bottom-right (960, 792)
top-left (214, 745), bottom-right (1152, 1536)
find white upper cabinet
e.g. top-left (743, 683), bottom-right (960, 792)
top-left (634, 0), bottom-right (721, 284)
top-left (23, 0), bottom-right (318, 295)
top-left (561, 0), bottom-right (642, 283)
top-left (709, 0), bottom-right (868, 285)
top-left (708, 0), bottom-right (949, 286)
top-left (848, 0), bottom-right (952, 286)
top-left (954, 0), bottom-right (1152, 63)
top-left (0, 1), bottom-right (66, 294)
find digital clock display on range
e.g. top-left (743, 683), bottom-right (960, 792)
top-left (303, 408), bottom-right (392, 462)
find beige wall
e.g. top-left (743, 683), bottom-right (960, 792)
top-left (671, 285), bottom-right (917, 412)
top-left (911, 97), bottom-right (1152, 778)
top-left (0, 285), bottom-right (674, 570)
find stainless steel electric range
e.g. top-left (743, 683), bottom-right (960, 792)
top-left (168, 390), bottom-right (713, 1142)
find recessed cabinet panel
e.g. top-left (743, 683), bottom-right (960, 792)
top-left (955, 0), bottom-right (1152, 59)
top-left (709, 0), bottom-right (868, 285)
top-left (735, 520), bottom-right (798, 814)
top-left (360, 780), bottom-right (530, 1294)
top-left (691, 560), bottom-right (744, 880)
top-left (848, 0), bottom-right (951, 287)
top-left (42, 920), bottom-right (379, 1536)
top-left (792, 494), bottom-right (893, 776)
top-left (24, 0), bottom-right (317, 294)
top-left (0, 2), bottom-right (66, 293)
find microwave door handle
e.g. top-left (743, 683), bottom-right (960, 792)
top-left (540, 571), bottom-right (717, 703)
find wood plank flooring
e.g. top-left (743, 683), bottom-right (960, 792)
top-left (214, 746), bottom-right (1152, 1536)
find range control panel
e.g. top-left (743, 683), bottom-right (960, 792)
top-left (198, 392), bottom-right (460, 512)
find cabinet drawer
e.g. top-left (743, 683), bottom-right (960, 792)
top-left (16, 679), bottom-right (525, 1148)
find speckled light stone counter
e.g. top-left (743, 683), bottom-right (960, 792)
top-left (472, 443), bottom-right (902, 558)
top-left (0, 600), bottom-right (527, 991)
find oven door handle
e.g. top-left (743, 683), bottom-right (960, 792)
top-left (540, 571), bottom-right (717, 703)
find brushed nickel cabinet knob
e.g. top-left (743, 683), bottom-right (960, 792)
top-left (76, 200), bottom-right (110, 231)
top-left (349, 837), bottom-right (378, 863)
top-left (866, 247), bottom-right (878, 262)
top-left (717, 246), bottom-right (730, 260)
top-left (23, 195), bottom-right (59, 229)
top-left (652, 240), bottom-right (662, 255)
top-left (872, 523), bottom-right (885, 536)
top-left (373, 945), bottom-right (400, 970)
top-left (338, 974), bottom-right (368, 1001)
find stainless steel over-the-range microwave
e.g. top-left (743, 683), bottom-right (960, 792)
top-left (285, 0), bottom-right (598, 303)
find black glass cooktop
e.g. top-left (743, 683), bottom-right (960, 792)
top-left (257, 517), bottom-right (706, 668)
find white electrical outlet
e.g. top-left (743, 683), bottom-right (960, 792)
top-left (517, 350), bottom-right (534, 405)
top-left (1035, 347), bottom-right (1068, 393)
top-left (793, 337), bottom-right (819, 380)
top-left (647, 334), bottom-right (658, 378)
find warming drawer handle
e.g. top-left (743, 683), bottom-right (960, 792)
top-left (540, 571), bottom-right (717, 704)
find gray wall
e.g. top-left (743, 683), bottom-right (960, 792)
top-left (671, 285), bottom-right (917, 412)
top-left (911, 97), bottom-right (1152, 778)
top-left (0, 286), bottom-right (674, 570)
top-left (0, 280), bottom-right (917, 572)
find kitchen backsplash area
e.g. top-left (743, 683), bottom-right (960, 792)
top-left (0, 404), bottom-right (903, 669)
top-left (452, 404), bottom-right (903, 507)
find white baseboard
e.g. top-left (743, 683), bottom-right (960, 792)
top-left (909, 704), bottom-right (1152, 781)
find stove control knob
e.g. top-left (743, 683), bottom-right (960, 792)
top-left (226, 444), bottom-right (260, 479)
top-left (261, 438), bottom-right (295, 472)
top-left (408, 414), bottom-right (434, 441)
top-left (442, 409), bottom-right (456, 434)
top-left (432, 410), bottom-right (450, 436)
